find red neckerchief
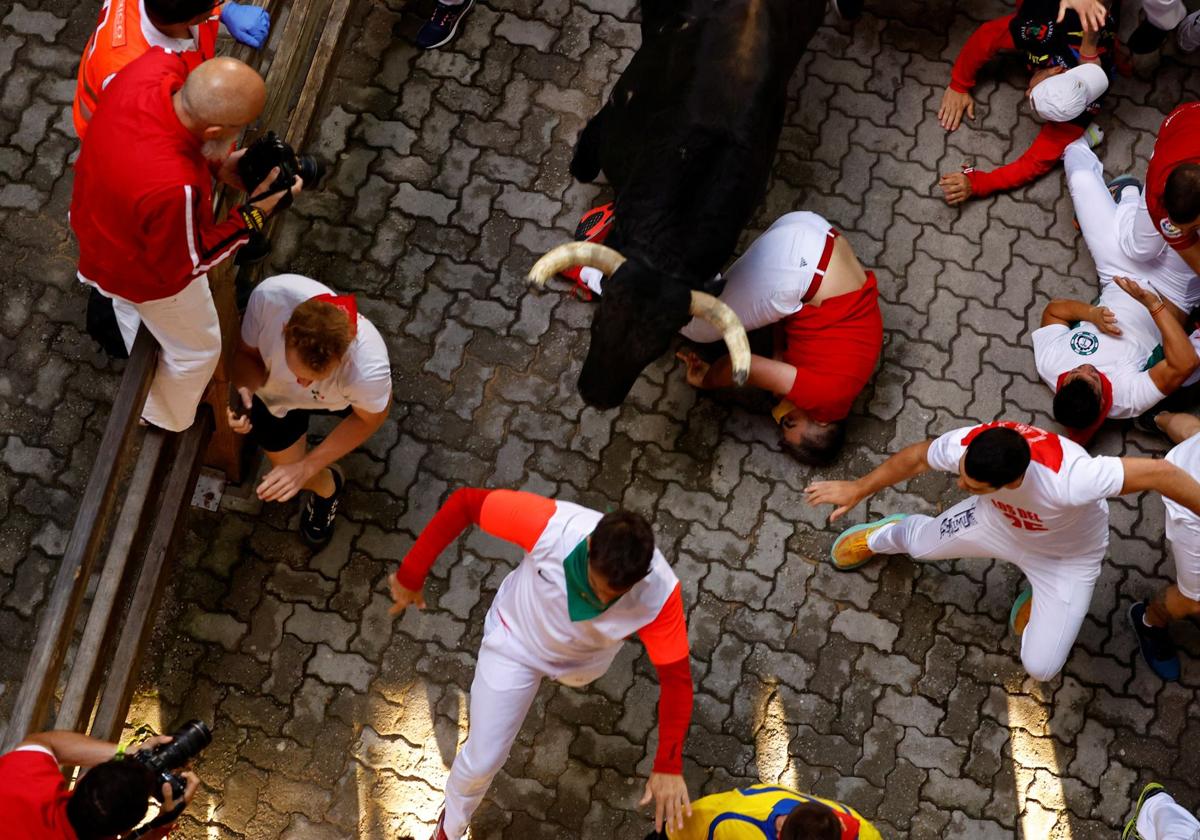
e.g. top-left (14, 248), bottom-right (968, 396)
top-left (1055, 370), bottom-right (1113, 445)
top-left (310, 293), bottom-right (358, 338)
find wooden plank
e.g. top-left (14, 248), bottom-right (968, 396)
top-left (91, 409), bottom-right (214, 743)
top-left (54, 428), bottom-right (167, 733)
top-left (286, 0), bottom-right (353, 150)
top-left (2, 327), bottom-right (159, 751)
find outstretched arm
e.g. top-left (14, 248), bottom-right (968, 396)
top-left (957, 121), bottom-right (1085, 202)
top-left (1112, 276), bottom-right (1200, 393)
top-left (390, 489), bottom-right (555, 614)
top-left (805, 440), bottom-right (934, 521)
top-left (636, 584), bottom-right (693, 833)
top-left (1120, 458), bottom-right (1200, 517)
top-left (678, 351), bottom-right (795, 396)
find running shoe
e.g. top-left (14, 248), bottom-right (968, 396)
top-left (560, 202), bottom-right (616, 296)
top-left (1122, 782), bottom-right (1166, 840)
top-left (1083, 124), bottom-right (1104, 149)
top-left (1179, 11), bottom-right (1200, 53)
top-left (415, 0), bottom-right (475, 50)
top-left (1128, 17), bottom-right (1170, 54)
top-left (1107, 174), bottom-right (1143, 204)
top-left (1009, 585), bottom-right (1032, 636)
top-left (300, 465), bottom-right (344, 547)
top-left (829, 513), bottom-right (906, 571)
top-left (1129, 600), bottom-right (1181, 681)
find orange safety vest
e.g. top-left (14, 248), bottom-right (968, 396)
top-left (73, 0), bottom-right (219, 139)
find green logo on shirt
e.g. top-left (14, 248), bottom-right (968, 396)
top-left (1070, 332), bottom-right (1099, 356)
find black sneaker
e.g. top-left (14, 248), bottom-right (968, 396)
top-left (1128, 18), bottom-right (1170, 54)
top-left (300, 465), bottom-right (344, 546)
top-left (1129, 600), bottom-right (1180, 681)
top-left (415, 0), bottom-right (475, 50)
top-left (832, 0), bottom-right (863, 21)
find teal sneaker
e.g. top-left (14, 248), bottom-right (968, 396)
top-left (1009, 586), bottom-right (1032, 636)
top-left (829, 514), bottom-right (907, 571)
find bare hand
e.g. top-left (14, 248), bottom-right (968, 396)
top-left (256, 460), bottom-right (315, 502)
top-left (389, 574), bottom-right (426, 616)
top-left (1088, 305), bottom-right (1122, 336)
top-left (675, 350), bottom-right (710, 388)
top-left (805, 480), bottom-right (868, 522)
top-left (1027, 64), bottom-right (1066, 95)
top-left (1113, 275), bottom-right (1162, 313)
top-left (216, 148), bottom-right (248, 191)
top-left (130, 734), bottom-right (173, 756)
top-left (937, 87), bottom-right (975, 131)
top-left (639, 772), bottom-right (691, 833)
top-left (938, 171), bottom-right (973, 206)
top-left (226, 387), bottom-right (253, 434)
top-left (249, 167), bottom-right (304, 216)
top-left (1059, 0), bottom-right (1106, 33)
top-left (161, 771), bottom-right (200, 814)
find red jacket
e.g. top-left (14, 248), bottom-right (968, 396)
top-left (70, 48), bottom-right (249, 303)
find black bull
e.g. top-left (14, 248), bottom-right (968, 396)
top-left (538, 0), bottom-right (824, 410)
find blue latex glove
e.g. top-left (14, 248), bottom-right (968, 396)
top-left (220, 2), bottom-right (270, 48)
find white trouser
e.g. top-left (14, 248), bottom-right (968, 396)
top-left (442, 613), bottom-right (611, 839)
top-left (88, 275), bottom-right (222, 433)
top-left (1064, 141), bottom-right (1200, 310)
top-left (1144, 0), bottom-right (1187, 30)
top-left (867, 498), bottom-right (1101, 681)
top-left (1138, 792), bottom-right (1200, 840)
top-left (1166, 503), bottom-right (1200, 601)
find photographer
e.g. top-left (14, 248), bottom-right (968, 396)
top-left (71, 51), bottom-right (302, 433)
top-left (0, 731), bottom-right (198, 840)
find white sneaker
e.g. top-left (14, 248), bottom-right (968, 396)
top-left (1083, 123), bottom-right (1105, 149)
top-left (1178, 10), bottom-right (1200, 54)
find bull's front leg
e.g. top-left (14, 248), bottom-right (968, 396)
top-left (570, 103), bottom-right (610, 183)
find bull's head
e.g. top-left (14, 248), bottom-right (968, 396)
top-left (529, 242), bottom-right (751, 409)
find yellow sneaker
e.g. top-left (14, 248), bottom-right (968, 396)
top-left (830, 514), bottom-right (907, 571)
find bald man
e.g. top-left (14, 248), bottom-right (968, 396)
top-left (71, 50), bottom-right (300, 431)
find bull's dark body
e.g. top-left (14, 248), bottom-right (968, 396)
top-left (570, 0), bottom-right (824, 409)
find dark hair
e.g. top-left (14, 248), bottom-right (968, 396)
top-left (66, 760), bottom-right (155, 840)
top-left (782, 420), bottom-right (846, 467)
top-left (588, 510), bottom-right (655, 591)
top-left (963, 427), bottom-right (1031, 489)
top-left (1052, 377), bottom-right (1102, 430)
top-left (779, 802), bottom-right (842, 840)
top-left (146, 0), bottom-right (217, 25)
top-left (1164, 164), bottom-right (1200, 225)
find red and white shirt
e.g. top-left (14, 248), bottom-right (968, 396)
top-left (926, 422), bottom-right (1125, 556)
top-left (1147, 102), bottom-right (1200, 252)
top-left (397, 488), bottom-right (692, 773)
top-left (70, 48), bottom-right (250, 303)
top-left (0, 746), bottom-right (76, 839)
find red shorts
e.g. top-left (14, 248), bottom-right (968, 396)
top-left (779, 272), bottom-right (883, 423)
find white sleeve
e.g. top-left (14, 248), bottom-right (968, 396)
top-left (345, 333), bottom-right (393, 414)
top-left (1061, 454), bottom-right (1126, 505)
top-left (1108, 371), bottom-right (1168, 419)
top-left (1031, 325), bottom-right (1069, 388)
top-left (925, 428), bottom-right (969, 474)
top-left (240, 285), bottom-right (269, 348)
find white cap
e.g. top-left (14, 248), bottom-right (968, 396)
top-left (1029, 63), bottom-right (1109, 122)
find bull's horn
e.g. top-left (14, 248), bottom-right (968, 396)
top-left (528, 242), bottom-right (626, 287)
top-left (690, 291), bottom-right (751, 386)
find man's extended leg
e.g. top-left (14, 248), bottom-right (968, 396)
top-left (442, 644), bottom-right (542, 839)
top-left (1013, 558), bottom-right (1097, 682)
top-left (865, 497), bottom-right (1011, 563)
top-left (116, 276), bottom-right (221, 432)
top-left (1063, 141), bottom-right (1152, 285)
top-left (1137, 789), bottom-right (1200, 840)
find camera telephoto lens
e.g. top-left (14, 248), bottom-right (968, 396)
top-left (143, 720), bottom-right (212, 774)
top-left (297, 155), bottom-right (326, 188)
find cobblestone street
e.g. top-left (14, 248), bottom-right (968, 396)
top-left (4, 0), bottom-right (1200, 837)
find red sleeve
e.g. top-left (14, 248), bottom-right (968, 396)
top-left (950, 15), bottom-right (1017, 93)
top-left (637, 584), bottom-right (693, 774)
top-left (137, 185), bottom-right (250, 281)
top-left (965, 120), bottom-right (1086, 198)
top-left (394, 488), bottom-right (555, 590)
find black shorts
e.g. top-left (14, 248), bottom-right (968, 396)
top-left (248, 396), bottom-right (353, 452)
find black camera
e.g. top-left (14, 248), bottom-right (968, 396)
top-left (237, 130), bottom-right (326, 197)
top-left (130, 719), bottom-right (212, 802)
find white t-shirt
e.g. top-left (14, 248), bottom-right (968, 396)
top-left (1031, 282), bottom-right (1170, 419)
top-left (490, 501), bottom-right (678, 679)
top-left (679, 210), bottom-right (834, 343)
top-left (241, 274), bottom-right (392, 417)
top-left (926, 422), bottom-right (1125, 557)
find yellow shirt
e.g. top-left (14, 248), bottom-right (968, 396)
top-left (667, 785), bottom-right (883, 840)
